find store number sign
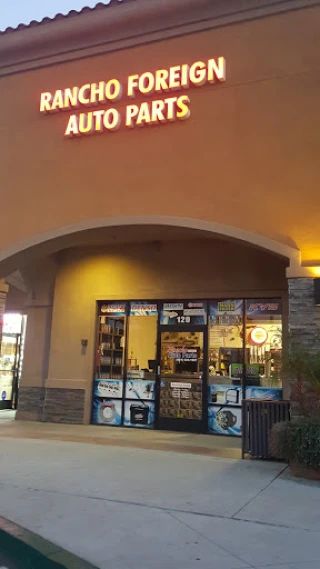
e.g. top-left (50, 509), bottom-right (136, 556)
top-left (160, 302), bottom-right (207, 325)
top-left (39, 57), bottom-right (226, 137)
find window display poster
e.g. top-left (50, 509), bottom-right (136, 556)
top-left (100, 303), bottom-right (126, 316)
top-left (210, 300), bottom-right (243, 325)
top-left (92, 398), bottom-right (122, 426)
top-left (208, 384), bottom-right (242, 406)
top-left (130, 302), bottom-right (158, 316)
top-left (208, 405), bottom-right (242, 436)
top-left (160, 301), bottom-right (207, 325)
top-left (125, 379), bottom-right (155, 400)
top-left (246, 386), bottom-right (282, 400)
top-left (124, 400), bottom-right (155, 428)
top-left (246, 299), bottom-right (282, 316)
top-left (93, 379), bottom-right (123, 398)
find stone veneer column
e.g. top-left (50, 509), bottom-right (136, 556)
top-left (288, 277), bottom-right (320, 416)
top-left (288, 278), bottom-right (320, 347)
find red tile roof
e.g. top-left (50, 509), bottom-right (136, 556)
top-left (0, 0), bottom-right (129, 35)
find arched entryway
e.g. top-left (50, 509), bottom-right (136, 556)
top-left (1, 217), bottom-right (294, 436)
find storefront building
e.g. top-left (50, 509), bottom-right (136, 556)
top-left (0, 0), bottom-right (319, 437)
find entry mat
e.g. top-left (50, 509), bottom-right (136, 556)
top-left (0, 516), bottom-right (99, 569)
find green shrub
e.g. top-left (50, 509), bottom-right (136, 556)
top-left (269, 421), bottom-right (291, 461)
top-left (270, 419), bottom-right (320, 469)
top-left (290, 419), bottom-right (320, 469)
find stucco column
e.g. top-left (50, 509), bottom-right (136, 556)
top-left (0, 279), bottom-right (9, 333)
top-left (16, 258), bottom-right (56, 422)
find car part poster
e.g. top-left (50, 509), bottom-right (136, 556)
top-left (93, 379), bottom-right (123, 398)
top-left (160, 301), bottom-right (207, 325)
top-left (92, 398), bottom-right (122, 425)
top-left (125, 379), bottom-right (155, 400)
top-left (208, 384), bottom-right (282, 408)
top-left (208, 384), bottom-right (242, 406)
top-left (124, 400), bottom-right (155, 428)
top-left (208, 405), bottom-right (242, 436)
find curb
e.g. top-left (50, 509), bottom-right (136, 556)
top-left (0, 516), bottom-right (99, 569)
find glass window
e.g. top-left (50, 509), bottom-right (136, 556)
top-left (127, 302), bottom-right (158, 380)
top-left (92, 303), bottom-right (127, 426)
top-left (124, 302), bottom-right (158, 429)
top-left (209, 300), bottom-right (244, 385)
top-left (245, 299), bottom-right (282, 396)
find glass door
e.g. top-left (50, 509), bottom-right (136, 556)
top-left (0, 333), bottom-right (20, 409)
top-left (158, 330), bottom-right (206, 432)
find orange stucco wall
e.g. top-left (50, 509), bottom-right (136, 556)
top-left (1, 6), bottom-right (320, 266)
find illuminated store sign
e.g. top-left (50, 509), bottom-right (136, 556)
top-left (250, 327), bottom-right (268, 345)
top-left (39, 57), bottom-right (226, 137)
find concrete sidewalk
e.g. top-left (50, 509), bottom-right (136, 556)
top-left (0, 430), bottom-right (319, 569)
top-left (0, 416), bottom-right (242, 458)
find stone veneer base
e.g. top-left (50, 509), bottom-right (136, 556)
top-left (17, 387), bottom-right (85, 424)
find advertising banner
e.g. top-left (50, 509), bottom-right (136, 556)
top-left (129, 302), bottom-right (158, 316)
top-left (93, 379), bottom-right (123, 398)
top-left (100, 303), bottom-right (126, 316)
top-left (124, 400), bottom-right (155, 428)
top-left (208, 405), bottom-right (242, 436)
top-left (246, 299), bottom-right (282, 316)
top-left (92, 398), bottom-right (122, 426)
top-left (210, 300), bottom-right (243, 325)
top-left (208, 384), bottom-right (242, 406)
top-left (160, 301), bottom-right (207, 325)
top-left (125, 380), bottom-right (155, 401)
top-left (246, 387), bottom-right (282, 400)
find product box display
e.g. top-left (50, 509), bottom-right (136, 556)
top-left (124, 400), bottom-right (155, 428)
top-left (93, 379), bottom-right (123, 398)
top-left (125, 379), bottom-right (155, 401)
top-left (208, 384), bottom-right (242, 407)
top-left (92, 397), bottom-right (123, 426)
top-left (208, 405), bottom-right (242, 436)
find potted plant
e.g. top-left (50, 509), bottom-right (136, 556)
top-left (269, 346), bottom-right (320, 480)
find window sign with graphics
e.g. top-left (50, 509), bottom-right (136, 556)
top-left (129, 302), bottom-right (158, 316)
top-left (160, 301), bottom-right (207, 326)
top-left (246, 300), bottom-right (282, 316)
top-left (124, 400), bottom-right (155, 428)
top-left (208, 384), bottom-right (242, 407)
top-left (100, 303), bottom-right (126, 316)
top-left (208, 405), bottom-right (242, 436)
top-left (92, 398), bottom-right (123, 426)
top-left (246, 298), bottom-right (282, 393)
top-left (208, 300), bottom-right (244, 382)
top-left (125, 379), bottom-right (155, 401)
top-left (93, 379), bottom-right (123, 399)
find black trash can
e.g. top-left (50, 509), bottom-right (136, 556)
top-left (242, 399), bottom-right (290, 459)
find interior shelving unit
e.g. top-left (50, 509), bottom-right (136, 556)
top-left (96, 316), bottom-right (125, 379)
